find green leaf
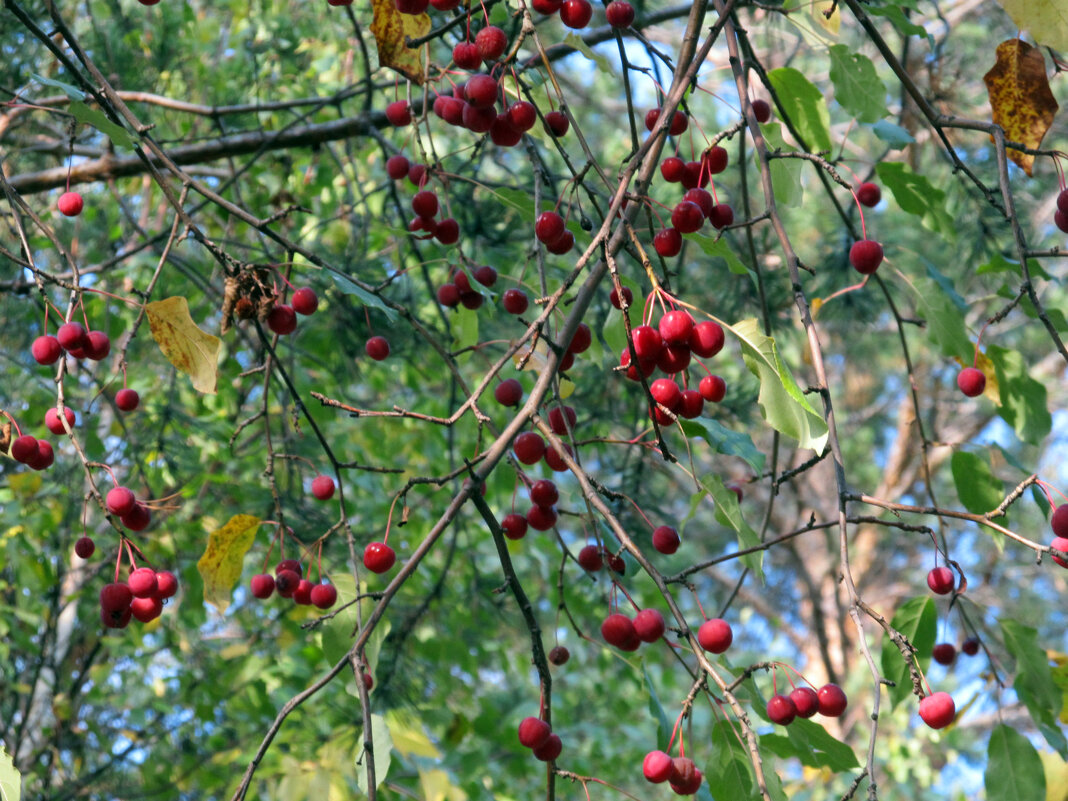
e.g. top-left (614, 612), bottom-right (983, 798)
top-left (767, 67), bottom-right (832, 152)
top-left (1000, 620), bottom-right (1068, 757)
top-left (678, 417), bottom-right (766, 475)
top-left (987, 345), bottom-right (1051, 445)
top-left (868, 4), bottom-right (928, 37)
top-left (729, 318), bottom-right (829, 453)
top-left (561, 33), bottom-right (615, 75)
top-left (0, 745), bottom-right (20, 801)
top-left (908, 277), bottom-right (973, 363)
top-left (70, 101), bottom-right (135, 149)
top-left (32, 72), bottom-right (86, 100)
top-left (881, 596), bottom-right (935, 708)
top-left (875, 162), bottom-right (954, 234)
top-left (356, 713), bottom-right (392, 794)
top-left (692, 233), bottom-right (750, 276)
top-left (642, 661), bottom-right (672, 751)
top-left (985, 724), bottom-right (1046, 801)
top-left (951, 451), bottom-right (1004, 514)
top-left (452, 306), bottom-right (479, 353)
top-left (329, 271), bottom-right (398, 322)
top-left (871, 120), bottom-right (916, 148)
top-left (761, 718), bottom-right (859, 771)
top-left (828, 45), bottom-right (887, 123)
top-left (701, 474), bottom-right (763, 579)
top-left (707, 720), bottom-right (754, 798)
top-left (761, 122), bottom-right (804, 208)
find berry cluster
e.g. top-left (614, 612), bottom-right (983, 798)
top-left (100, 568), bottom-right (178, 628)
top-left (249, 560), bottom-right (338, 609)
top-left (517, 716), bottom-right (563, 762)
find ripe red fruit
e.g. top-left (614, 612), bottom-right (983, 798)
top-left (494, 378), bottom-right (523, 407)
top-left (678, 389), bottom-right (704, 419)
top-left (1054, 210), bottom-right (1068, 233)
top-left (311, 583), bottom-right (338, 609)
top-left (856, 182), bottom-right (881, 207)
top-left (650, 378), bottom-right (682, 411)
top-left (606, 551), bottom-right (626, 575)
top-left (849, 239), bottom-right (884, 274)
top-left (267, 304), bottom-right (297, 335)
top-left (116, 388), bottom-right (140, 411)
top-left (502, 288), bottom-right (529, 315)
top-left (58, 191), bottom-right (84, 217)
top-left (57, 322), bottom-right (87, 352)
top-left (407, 163), bottom-right (427, 187)
top-left (652, 525), bottom-right (680, 554)
top-left (474, 265), bottom-right (497, 287)
top-left (631, 325), bottom-right (663, 361)
top-left (437, 283), bottom-right (461, 307)
top-left (1059, 188), bottom-right (1068, 215)
top-left (518, 716), bottom-right (552, 749)
top-left (533, 733), bottom-right (562, 761)
top-left (120, 502), bottom-right (150, 530)
top-left (683, 188), bottom-right (714, 218)
top-left (633, 608), bottom-right (666, 642)
top-left (293, 579), bottom-right (315, 605)
top-left (767, 694), bottom-right (797, 725)
top-left (364, 542), bottom-right (397, 574)
top-left (464, 74), bottom-right (498, 108)
top-left (366, 336), bottom-right (390, 361)
top-left (514, 431), bottom-right (546, 464)
top-left (918, 692), bottom-right (955, 729)
top-left (154, 570), bottom-right (178, 599)
top-left (681, 160), bottom-right (707, 189)
top-left (490, 114), bottom-right (524, 145)
top-left (292, 287), bottom-right (318, 316)
top-left (11, 434), bottom-right (38, 464)
top-left (605, 0), bottom-right (634, 27)
top-left (250, 574), bottom-right (275, 599)
top-left (385, 101), bottom-right (411, 126)
top-left (453, 41), bottom-right (482, 70)
top-left (548, 645), bottom-right (570, 665)
top-left (559, 0), bottom-right (592, 28)
top-left (660, 157), bottom-right (685, 183)
top-left (643, 749), bottom-right (674, 783)
top-left (28, 440), bottom-right (54, 471)
top-left (276, 559), bottom-right (303, 577)
top-left (501, 513), bottom-right (529, 540)
top-left (961, 637), bottom-right (980, 656)
top-left (751, 98), bottom-right (772, 123)
top-left (659, 310), bottom-right (694, 345)
top-left (790, 686), bottom-right (819, 718)
top-left (412, 190), bottom-right (439, 220)
top-left (704, 145), bottom-right (728, 174)
top-left (544, 110), bottom-right (569, 137)
top-left (129, 567), bottom-right (159, 598)
top-left (654, 227), bottom-right (682, 257)
top-left (102, 606), bottom-right (132, 629)
top-left (475, 25), bottom-right (507, 61)
top-left (101, 582), bottom-right (133, 612)
top-left (548, 406), bottom-right (577, 436)
top-left (609, 286), bottom-right (633, 309)
top-left (689, 321), bottom-right (725, 358)
top-left (932, 643), bottom-right (956, 665)
top-left (131, 596), bottom-right (163, 623)
top-left (957, 366), bottom-right (985, 397)
top-left (566, 322), bottom-right (592, 354)
top-left (546, 228), bottom-right (576, 255)
top-left (709, 203), bottom-right (734, 230)
top-left (670, 756), bottom-right (698, 786)
top-left (1052, 505), bottom-right (1068, 537)
top-left (311, 475), bottom-right (336, 500)
top-left (106, 486), bottom-right (137, 516)
top-left (435, 218), bottom-right (459, 245)
top-left (698, 618), bottom-right (733, 653)
top-left (671, 200), bottom-right (704, 234)
top-left (75, 536), bottom-right (95, 558)
top-left (700, 375), bottom-right (726, 403)
top-left (386, 154), bottom-right (410, 180)
top-left (82, 329), bottom-right (107, 360)
top-left (32, 335), bottom-right (62, 365)
top-left (657, 343), bottom-right (691, 375)
top-left (507, 101), bottom-right (537, 132)
top-left (535, 211), bottom-right (566, 245)
top-left (926, 566), bottom-right (954, 594)
top-left (530, 479), bottom-right (559, 508)
top-left (543, 442), bottom-right (572, 472)
top-left (601, 613), bottom-right (637, 648)
top-left (527, 504), bottom-right (557, 531)
top-left (532, 0), bottom-right (562, 13)
top-left (577, 544), bottom-right (603, 572)
top-left (45, 406), bottom-right (76, 435)
top-left (817, 683), bottom-right (848, 717)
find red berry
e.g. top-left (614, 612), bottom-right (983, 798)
top-left (697, 618), bottom-right (732, 653)
top-left (100, 582), bottom-right (133, 612)
top-left (1059, 188), bottom-right (1068, 215)
top-left (610, 286), bottom-right (633, 309)
top-left (250, 574), bottom-right (275, 599)
top-left (961, 637), bottom-right (980, 656)
top-left (45, 405), bottom-right (76, 436)
top-left (817, 683), bottom-right (848, 717)
top-left (453, 42), bottom-right (482, 70)
top-left (464, 74), bottom-right (498, 108)
top-left (526, 504), bottom-right (557, 531)
top-left (121, 502), bottom-right (151, 531)
top-left (58, 191), bottom-right (84, 217)
top-left (116, 388), bottom-right (140, 411)
top-left (386, 154), bottom-right (410, 180)
top-left (849, 239), bottom-right (884, 274)
top-left (643, 749), bottom-right (674, 783)
top-left (577, 544), bottom-right (603, 572)
top-left (601, 613), bottom-right (637, 648)
top-left (460, 291), bottom-right (484, 310)
top-left (1052, 505), bottom-right (1068, 538)
top-left (292, 287), bottom-right (318, 316)
top-left (543, 442), bottom-right (572, 472)
top-left (710, 203), bottom-right (734, 230)
top-left (544, 110), bottom-right (569, 137)
top-left (518, 716), bottom-right (552, 749)
top-left (681, 161), bottom-right (707, 189)
top-left (535, 211), bottom-right (566, 245)
top-left (474, 265), bottom-right (497, 287)
top-left (28, 440), bottom-right (54, 471)
top-left (131, 595), bottom-right (163, 623)
top-left (690, 321), bottom-right (724, 358)
top-left (683, 187), bottom-right (714, 218)
top-left (605, 551), bottom-right (626, 575)
top-left (752, 98), bottom-right (772, 123)
top-left (366, 336), bottom-right (390, 361)
top-left (767, 694), bottom-right (797, 725)
top-left (633, 608), bottom-right (666, 642)
top-left (437, 283), bottom-right (461, 307)
top-left (932, 642), bottom-right (956, 665)
top-left (650, 378), bottom-right (682, 411)
top-left (548, 405), bottom-right (577, 435)
top-left (656, 343), bottom-right (691, 374)
top-left (102, 606), bottom-right (132, 629)
top-left (659, 310), bottom-right (694, 344)
top-left (385, 101), bottom-right (411, 126)
top-left (74, 536), bottom-right (95, 558)
top-left (956, 367), bottom-right (985, 397)
top-left (475, 26), bottom-right (508, 61)
top-left (106, 486), bottom-right (137, 516)
top-left (926, 566), bottom-right (954, 594)
top-left (412, 190), bottom-right (439, 220)
top-left (532, 733), bottom-right (562, 761)
top-left (276, 559), bottom-right (303, 577)
top-left (918, 692), bottom-right (955, 729)
top-left (652, 525), bottom-right (680, 554)
top-left (653, 228), bottom-right (682, 257)
top-left (57, 322), bottom-right (87, 352)
top-left (154, 570), bottom-right (178, 599)
top-left (266, 304), bottom-right (297, 335)
top-left (364, 542), bottom-right (397, 574)
top-left (530, 479), bottom-right (559, 508)
top-left (704, 145), bottom-right (728, 174)
top-left (501, 513), bottom-right (529, 540)
top-left (514, 431), bottom-right (546, 464)
top-left (11, 434), bottom-right (38, 464)
top-left (311, 475), bottom-right (336, 500)
top-left (32, 335), bottom-right (62, 365)
top-left (311, 583), bottom-right (338, 609)
top-left (494, 378), bottom-right (523, 407)
top-left (559, 0), bottom-right (592, 28)
top-left (632, 325), bottom-right (663, 361)
top-left (84, 331), bottom-right (109, 360)
top-left (856, 182), bottom-right (881, 207)
top-left (660, 157), bottom-right (685, 183)
top-left (435, 218), bottom-right (460, 245)
top-left (790, 686), bottom-right (819, 718)
top-left (407, 163), bottom-right (427, 187)
top-left (678, 389), bottom-right (704, 419)
top-left (129, 567), bottom-right (159, 598)
top-left (548, 645), bottom-right (570, 665)
top-left (508, 101), bottom-right (538, 132)
top-left (605, 0), bottom-right (634, 27)
top-left (532, 0), bottom-right (562, 12)
top-left (670, 200), bottom-right (704, 234)
top-left (699, 374), bottom-right (726, 402)
top-left (293, 579), bottom-right (315, 605)
top-left (503, 288), bottom-right (529, 314)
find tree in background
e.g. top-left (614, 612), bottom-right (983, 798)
top-left (2, 0), bottom-right (1068, 799)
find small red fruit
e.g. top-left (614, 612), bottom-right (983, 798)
top-left (697, 618), bottom-right (733, 653)
top-left (849, 239), bottom-right (884, 274)
top-left (311, 475), bottom-right (336, 500)
top-left (501, 513), bottom-right (529, 540)
top-left (957, 367), bottom-right (985, 397)
top-left (129, 567), bottom-right (159, 598)
top-left (767, 694), bottom-right (797, 725)
top-left (475, 25), bottom-right (507, 61)
top-left (116, 388), bottom-right (140, 411)
top-left (106, 486), bottom-right (137, 517)
top-left (559, 0), bottom-right (592, 28)
top-left (961, 637), bottom-right (980, 656)
top-left (709, 203), bottom-right (734, 230)
top-left (659, 310), bottom-right (694, 345)
top-left (154, 570), bottom-right (178, 599)
top-left (678, 389), bottom-right (704, 419)
top-left (689, 321), bottom-right (725, 358)
top-left (610, 286), bottom-right (633, 309)
top-left (292, 287), bottom-right (319, 316)
top-left (654, 228), bottom-right (682, 257)
top-left (643, 749), bottom-right (674, 783)
top-left (32, 335), bottom-right (62, 365)
top-left (549, 645), bottom-right (570, 665)
top-left (435, 218), bottom-right (459, 245)
top-left (453, 42), bottom-right (482, 70)
top-left (502, 289), bottom-right (529, 315)
top-left (660, 157), bottom-right (685, 183)
top-left (364, 542), bottom-right (397, 574)
top-left (518, 716), bottom-right (552, 749)
top-left (266, 305), bottom-right (297, 335)
top-left (100, 582), bottom-right (133, 612)
top-left (58, 191), bottom-right (84, 217)
top-left (366, 336), bottom-right (390, 361)
top-left (1052, 537), bottom-right (1068, 568)
top-left (130, 596), bottom-right (163, 623)
top-left (544, 110), bottom-right (569, 137)
top-left (311, 583), bottom-right (338, 609)
top-left (494, 378), bottom-right (523, 407)
top-left (1051, 505), bottom-right (1068, 537)
top-left (577, 544), bottom-right (603, 572)
top-left (74, 536), bottom-right (95, 559)
top-left (293, 579), bottom-right (315, 605)
top-left (817, 683), bottom-right (848, 717)
top-left (532, 733), bottom-right (562, 761)
top-left (527, 504), bottom-right (557, 531)
top-left (530, 479), bottom-right (559, 508)
top-left (250, 574), bottom-right (275, 598)
top-left (601, 613), bottom-right (637, 648)
top-left (11, 434), bottom-right (38, 463)
top-left (633, 608), bottom-right (666, 642)
top-left (918, 692), bottom-right (955, 729)
top-left (700, 374), bottom-right (726, 402)
top-left (464, 74), bottom-right (498, 108)
top-left (790, 686), bottom-right (819, 718)
top-left (45, 406), bottom-right (76, 435)
top-left (932, 643), bottom-right (956, 665)
top-left (276, 559), bottom-right (303, 577)
top-left (514, 431), bottom-right (546, 464)
top-left (386, 154), bottom-right (410, 180)
top-left (704, 145), bottom-right (728, 174)
top-left (57, 322), bottom-right (88, 352)
top-left (121, 502), bottom-right (151, 531)
top-left (752, 98), bottom-right (772, 123)
top-left (652, 525), bottom-right (680, 554)
top-left (385, 101), bottom-right (411, 126)
top-left (856, 182), bottom-right (881, 207)
top-left (671, 200), bottom-right (704, 234)
top-left (926, 566), bottom-right (954, 594)
top-left (605, 0), bottom-right (634, 27)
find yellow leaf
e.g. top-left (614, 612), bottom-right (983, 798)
top-left (812, 0), bottom-right (840, 36)
top-left (982, 39), bottom-right (1059, 176)
top-left (145, 296), bottom-right (222, 394)
top-left (370, 0), bottom-right (430, 84)
top-left (995, 0), bottom-right (1068, 52)
top-left (196, 514), bottom-right (261, 612)
top-left (558, 378), bottom-right (575, 400)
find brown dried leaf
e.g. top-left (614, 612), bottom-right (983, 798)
top-left (370, 0), bottom-right (430, 84)
top-left (983, 39), bottom-right (1058, 176)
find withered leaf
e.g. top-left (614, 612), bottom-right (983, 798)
top-left (370, 0), bottom-right (430, 85)
top-left (983, 39), bottom-right (1058, 176)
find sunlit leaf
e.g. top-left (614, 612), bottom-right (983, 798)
top-left (356, 713), bottom-right (392, 793)
top-left (1001, 620), bottom-right (1068, 757)
top-left (828, 45), bottom-right (886, 123)
top-left (0, 746), bottom-right (20, 801)
top-left (985, 724), bottom-right (1046, 801)
top-left (987, 345), bottom-right (1052, 445)
top-left (767, 68), bottom-right (832, 152)
top-left (370, 0), bottom-right (430, 84)
top-left (196, 514), bottom-right (262, 613)
top-left (881, 597), bottom-right (935, 708)
top-left (69, 101), bottom-right (134, 149)
top-left (951, 451), bottom-right (1004, 514)
top-left (994, 2), bottom-right (1068, 53)
top-left (145, 296), bottom-right (222, 395)
top-left (983, 39), bottom-right (1058, 176)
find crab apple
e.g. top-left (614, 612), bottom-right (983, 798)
top-left (654, 227), bottom-right (683, 257)
top-left (1059, 188), bottom-right (1068, 215)
top-left (751, 98), bottom-right (772, 123)
top-left (631, 325), bottom-right (664, 361)
top-left (533, 733), bottom-right (562, 761)
top-left (475, 25), bottom-right (507, 61)
top-left (435, 218), bottom-right (459, 245)
top-left (116, 388), bottom-right (140, 411)
top-left (544, 110), bottom-right (569, 136)
top-left (365, 336), bottom-right (390, 361)
top-left (633, 608), bottom-right (666, 642)
top-left (464, 74), bottom-right (498, 108)
top-left (518, 717), bottom-right (552, 749)
top-left (961, 637), bottom-right (980, 656)
top-left (918, 692), bottom-right (955, 729)
top-left (548, 645), bottom-right (570, 665)
top-left (671, 200), bottom-right (704, 233)
top-left (154, 570), bottom-right (178, 600)
top-left (699, 374), bottom-right (726, 402)
top-left (1052, 505), bottom-right (1068, 537)
top-left (610, 286), bottom-right (633, 309)
top-left (364, 542), bottom-right (396, 574)
top-left (643, 750), bottom-right (674, 783)
top-left (494, 378), bottom-right (523, 407)
top-left (498, 288), bottom-right (527, 316)
top-left (659, 310), bottom-right (694, 344)
top-left (121, 502), bottom-right (151, 530)
top-left (101, 582), bottom-right (133, 612)
top-left (605, 0), bottom-right (634, 27)
top-left (106, 486), bottom-right (137, 517)
top-left (32, 335), bottom-right (62, 365)
top-left (45, 406), bottom-right (76, 435)
top-left (657, 343), bottom-right (691, 374)
top-left (28, 440), bottom-right (54, 471)
top-left (102, 606), bottom-right (133, 629)
top-left (437, 283), bottom-right (461, 307)
top-left (276, 559), bottom-right (303, 578)
top-left (652, 525), bottom-right (680, 554)
top-left (670, 756), bottom-right (697, 786)
top-left (817, 683), bottom-right (848, 717)
top-left (704, 145), bottom-right (728, 174)
top-left (514, 431), bottom-right (546, 464)
top-left (698, 618), bottom-right (733, 653)
top-left (709, 203), bottom-right (734, 230)
top-left (683, 187), bottom-right (714, 218)
top-left (267, 304), bottom-right (297, 335)
top-left (394, 0), bottom-right (429, 12)
top-left (293, 579), bottom-right (314, 605)
top-left (578, 545), bottom-right (603, 572)
top-left (650, 378), bottom-right (682, 411)
top-left (660, 156), bottom-right (685, 183)
top-left (530, 479), bottom-right (559, 508)
top-left (85, 330), bottom-right (109, 360)
top-left (680, 160), bottom-right (707, 189)
top-left (559, 0), bottom-right (592, 27)
top-left (407, 162), bottom-right (427, 187)
top-left (649, 403), bottom-right (675, 427)
top-left (790, 686), bottom-right (820, 718)
top-left (129, 567), bottom-right (159, 598)
top-left (543, 442), bottom-right (573, 472)
top-left (927, 566), bottom-right (955, 594)
top-left (678, 389), bottom-right (704, 419)
top-left (856, 182), bottom-right (881, 207)
top-left (385, 100), bottom-right (411, 126)
top-left (689, 321), bottom-right (725, 358)
top-left (527, 504), bottom-right (557, 531)
top-left (58, 191), bottom-right (84, 216)
top-left (601, 613), bottom-right (637, 648)
top-left (386, 154), bottom-right (410, 180)
top-left (311, 582), bottom-right (338, 609)
top-left (957, 366), bottom-right (985, 397)
top-left (412, 190), bottom-right (439, 220)
top-left (849, 239), bottom-right (884, 274)
top-left (131, 596), bottom-right (163, 623)
top-left (620, 349), bottom-right (655, 381)
top-left (508, 101), bottom-right (538, 132)
top-left (11, 434), bottom-right (38, 463)
top-left (471, 265), bottom-right (497, 288)
top-left (311, 475), bottom-right (336, 500)
top-left (501, 513), bottom-right (529, 540)
top-left (932, 643), bottom-right (956, 665)
top-left (250, 574), bottom-right (276, 599)
top-left (767, 694), bottom-right (797, 725)
top-left (566, 322), bottom-right (592, 354)
top-left (74, 536), bottom-right (95, 558)
top-left (57, 321), bottom-right (87, 352)
top-left (292, 287), bottom-right (318, 316)
top-left (547, 407), bottom-right (577, 437)
top-left (453, 41), bottom-right (482, 70)
top-left (546, 229), bottom-right (575, 255)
